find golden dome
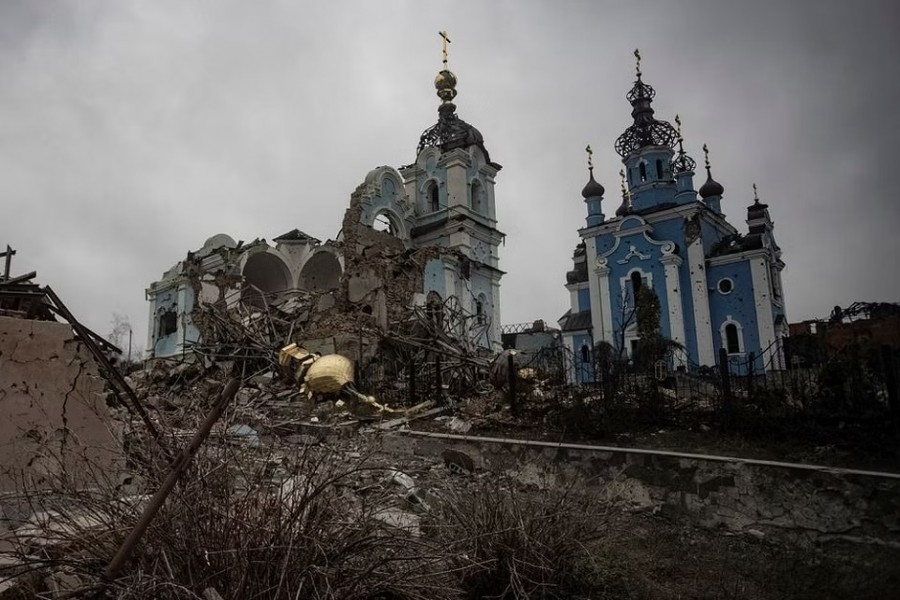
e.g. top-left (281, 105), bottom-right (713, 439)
top-left (434, 69), bottom-right (457, 103)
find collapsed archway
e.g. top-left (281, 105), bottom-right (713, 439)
top-left (298, 251), bottom-right (342, 292)
top-left (242, 251), bottom-right (292, 308)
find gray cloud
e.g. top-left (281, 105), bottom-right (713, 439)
top-left (2, 0), bottom-right (898, 349)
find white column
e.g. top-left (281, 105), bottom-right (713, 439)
top-left (687, 239), bottom-right (715, 365)
top-left (596, 260), bottom-right (613, 344)
top-left (660, 254), bottom-right (686, 366)
top-left (751, 257), bottom-right (777, 367)
top-left (145, 293), bottom-right (156, 359)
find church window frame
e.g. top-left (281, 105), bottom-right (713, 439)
top-left (470, 179), bottom-right (484, 214)
top-left (639, 162), bottom-right (647, 182)
top-left (720, 318), bottom-right (745, 355)
top-left (475, 293), bottom-right (487, 325)
top-left (620, 268), bottom-right (652, 306)
top-left (717, 277), bottom-right (734, 295)
top-left (426, 181), bottom-right (440, 213)
top-left (655, 159), bottom-right (663, 179)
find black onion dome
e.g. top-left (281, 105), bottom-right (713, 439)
top-left (581, 168), bottom-right (605, 198)
top-left (698, 172), bottom-right (725, 198)
top-left (614, 76), bottom-right (677, 158)
top-left (418, 103), bottom-right (492, 163)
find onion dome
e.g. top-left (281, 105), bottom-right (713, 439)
top-left (417, 35), bottom-right (494, 164)
top-left (582, 168), bottom-right (605, 198)
top-left (672, 114), bottom-right (697, 174)
top-left (614, 50), bottom-right (677, 158)
top-left (698, 143), bottom-right (724, 198)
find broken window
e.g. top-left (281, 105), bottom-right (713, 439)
top-left (373, 212), bottom-right (395, 236)
top-left (426, 291), bottom-right (444, 329)
top-left (630, 271), bottom-right (643, 297)
top-left (475, 295), bottom-right (486, 325)
top-left (725, 323), bottom-right (741, 354)
top-left (158, 308), bottom-right (177, 338)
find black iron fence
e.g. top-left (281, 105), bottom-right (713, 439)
top-left (356, 336), bottom-right (900, 435)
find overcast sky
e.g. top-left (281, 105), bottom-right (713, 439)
top-left (2, 0), bottom-right (899, 352)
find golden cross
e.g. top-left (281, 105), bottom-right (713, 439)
top-left (634, 48), bottom-right (642, 78)
top-left (585, 144), bottom-right (593, 169)
top-left (702, 143), bottom-right (710, 170)
top-left (439, 31), bottom-right (451, 68)
top-left (675, 114), bottom-right (683, 141)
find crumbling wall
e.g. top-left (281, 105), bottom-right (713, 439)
top-left (0, 316), bottom-right (121, 493)
top-left (385, 433), bottom-right (900, 545)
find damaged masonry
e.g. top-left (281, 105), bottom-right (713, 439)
top-left (146, 64), bottom-right (505, 373)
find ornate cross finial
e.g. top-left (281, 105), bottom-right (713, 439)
top-left (586, 144), bottom-right (593, 170)
top-left (675, 114), bottom-right (683, 140)
top-left (634, 48), bottom-right (642, 78)
top-left (439, 31), bottom-right (451, 69)
top-left (702, 143), bottom-right (710, 170)
top-left (753, 182), bottom-right (759, 203)
top-left (619, 169), bottom-right (631, 201)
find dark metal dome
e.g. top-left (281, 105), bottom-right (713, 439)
top-left (699, 172), bottom-right (725, 198)
top-left (581, 168), bottom-right (605, 198)
top-left (417, 102), bottom-right (491, 162)
top-left (614, 77), bottom-right (677, 158)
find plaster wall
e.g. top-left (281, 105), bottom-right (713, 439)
top-left (0, 316), bottom-right (121, 493)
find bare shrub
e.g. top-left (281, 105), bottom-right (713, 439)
top-left (430, 478), bottom-right (620, 600)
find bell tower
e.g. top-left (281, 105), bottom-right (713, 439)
top-left (399, 32), bottom-right (505, 350)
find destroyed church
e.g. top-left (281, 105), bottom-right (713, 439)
top-left (145, 48), bottom-right (504, 361)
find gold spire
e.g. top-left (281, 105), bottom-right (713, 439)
top-left (434, 31), bottom-right (457, 105)
top-left (702, 143), bottom-right (710, 170)
top-left (439, 30), bottom-right (451, 69)
top-left (634, 48), bottom-right (642, 79)
top-left (586, 144), bottom-right (593, 170)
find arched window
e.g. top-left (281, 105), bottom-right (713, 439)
top-left (475, 293), bottom-right (487, 325)
top-left (655, 159), bottom-right (663, 179)
top-left (630, 270), bottom-right (643, 297)
top-left (725, 323), bottom-right (741, 354)
top-left (639, 162), bottom-right (647, 182)
top-left (580, 343), bottom-right (591, 363)
top-left (429, 183), bottom-right (440, 212)
top-left (373, 212), bottom-right (395, 235)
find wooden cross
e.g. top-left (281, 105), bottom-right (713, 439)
top-left (585, 144), bottom-right (593, 170)
top-left (439, 31), bottom-right (451, 68)
top-left (1, 245), bottom-right (16, 281)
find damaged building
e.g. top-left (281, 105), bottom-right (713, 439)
top-left (561, 53), bottom-right (788, 379)
top-left (146, 49), bottom-right (504, 361)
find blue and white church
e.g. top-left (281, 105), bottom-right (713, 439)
top-left (559, 53), bottom-right (788, 378)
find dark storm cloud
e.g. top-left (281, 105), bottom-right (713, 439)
top-left (1, 0), bottom-right (898, 351)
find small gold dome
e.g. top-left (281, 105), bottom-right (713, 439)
top-left (434, 69), bottom-right (457, 103)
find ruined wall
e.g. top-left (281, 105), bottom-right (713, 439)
top-left (384, 432), bottom-right (900, 546)
top-left (0, 316), bottom-right (121, 493)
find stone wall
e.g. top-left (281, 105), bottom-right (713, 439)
top-left (382, 431), bottom-right (900, 546)
top-left (0, 316), bottom-right (121, 493)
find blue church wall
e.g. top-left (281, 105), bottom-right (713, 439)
top-left (677, 260), bottom-right (700, 365)
top-left (707, 261), bottom-right (760, 373)
top-left (423, 258), bottom-right (446, 298)
top-left (577, 287), bottom-right (591, 312)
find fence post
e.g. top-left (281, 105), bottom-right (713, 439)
top-left (719, 347), bottom-right (733, 426)
top-left (747, 351), bottom-right (755, 401)
top-left (881, 345), bottom-right (899, 432)
top-left (407, 360), bottom-right (417, 406)
top-left (507, 352), bottom-right (519, 417)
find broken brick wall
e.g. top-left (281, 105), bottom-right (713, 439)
top-left (0, 316), bottom-right (122, 493)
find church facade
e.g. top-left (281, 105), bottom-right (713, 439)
top-left (145, 39), bottom-right (505, 359)
top-left (560, 55), bottom-right (787, 379)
